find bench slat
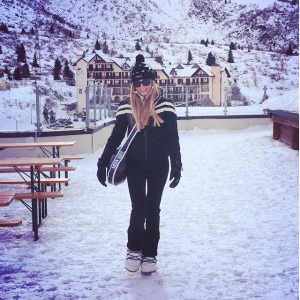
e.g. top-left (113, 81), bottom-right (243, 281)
top-left (0, 219), bottom-right (22, 227)
top-left (0, 192), bottom-right (15, 207)
top-left (61, 155), bottom-right (84, 161)
top-left (0, 166), bottom-right (76, 173)
top-left (14, 191), bottom-right (63, 200)
top-left (0, 178), bottom-right (70, 184)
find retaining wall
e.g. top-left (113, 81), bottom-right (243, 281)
top-left (0, 115), bottom-right (271, 158)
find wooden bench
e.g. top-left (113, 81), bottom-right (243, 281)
top-left (60, 155), bottom-right (83, 184)
top-left (0, 166), bottom-right (76, 173)
top-left (0, 177), bottom-right (69, 192)
top-left (0, 178), bottom-right (69, 185)
top-left (269, 110), bottom-right (299, 150)
top-left (0, 219), bottom-right (22, 227)
top-left (0, 166), bottom-right (76, 188)
top-left (14, 191), bottom-right (64, 233)
top-left (0, 192), bottom-right (16, 207)
top-left (61, 154), bottom-right (84, 163)
top-left (13, 191), bottom-right (64, 200)
top-left (0, 192), bottom-right (22, 227)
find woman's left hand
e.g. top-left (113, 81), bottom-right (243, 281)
top-left (169, 168), bottom-right (181, 188)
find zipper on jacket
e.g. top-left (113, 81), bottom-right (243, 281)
top-left (144, 127), bottom-right (148, 161)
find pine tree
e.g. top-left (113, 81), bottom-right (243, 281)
top-left (32, 52), bottom-right (40, 67)
top-left (13, 67), bottom-right (22, 80)
top-left (0, 22), bottom-right (9, 33)
top-left (286, 43), bottom-right (293, 56)
top-left (53, 58), bottom-right (62, 80)
top-left (229, 42), bottom-right (237, 50)
top-left (135, 41), bottom-right (141, 51)
top-left (49, 24), bottom-right (55, 34)
top-left (4, 66), bottom-right (10, 74)
top-left (103, 41), bottom-right (109, 54)
top-left (63, 60), bottom-right (73, 79)
top-left (0, 45), bottom-right (2, 54)
top-left (16, 43), bottom-right (26, 63)
top-left (187, 50), bottom-right (193, 64)
top-left (21, 63), bottom-right (30, 78)
top-left (227, 49), bottom-right (234, 63)
top-left (30, 27), bottom-right (35, 35)
top-left (206, 52), bottom-right (216, 66)
top-left (95, 39), bottom-right (101, 50)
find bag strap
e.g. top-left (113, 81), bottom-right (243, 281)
top-left (120, 124), bottom-right (137, 153)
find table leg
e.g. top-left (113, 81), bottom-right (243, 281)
top-left (30, 165), bottom-right (39, 241)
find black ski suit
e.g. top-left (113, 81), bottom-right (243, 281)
top-left (99, 95), bottom-right (182, 257)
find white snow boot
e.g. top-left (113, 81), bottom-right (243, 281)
top-left (125, 249), bottom-right (142, 272)
top-left (141, 256), bottom-right (157, 274)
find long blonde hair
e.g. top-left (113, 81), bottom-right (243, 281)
top-left (130, 81), bottom-right (164, 131)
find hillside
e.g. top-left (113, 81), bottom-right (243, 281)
top-left (0, 0), bottom-right (298, 131)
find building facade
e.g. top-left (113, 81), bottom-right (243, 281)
top-left (75, 51), bottom-right (230, 112)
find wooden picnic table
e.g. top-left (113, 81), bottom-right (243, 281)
top-left (0, 141), bottom-right (76, 158)
top-left (0, 157), bottom-right (64, 240)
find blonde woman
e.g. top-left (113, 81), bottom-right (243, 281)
top-left (97, 54), bottom-right (182, 274)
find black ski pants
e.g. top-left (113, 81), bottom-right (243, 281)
top-left (126, 158), bottom-right (169, 257)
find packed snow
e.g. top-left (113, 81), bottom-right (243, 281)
top-left (0, 106), bottom-right (298, 299)
top-left (0, 0), bottom-right (298, 298)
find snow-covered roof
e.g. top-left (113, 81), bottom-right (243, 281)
top-left (76, 52), bottom-right (226, 78)
top-left (198, 65), bottom-right (214, 76)
top-left (165, 63), bottom-right (215, 78)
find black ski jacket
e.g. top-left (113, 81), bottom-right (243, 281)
top-left (100, 95), bottom-right (182, 169)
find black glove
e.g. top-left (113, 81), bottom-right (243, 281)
top-left (97, 158), bottom-right (107, 187)
top-left (169, 154), bottom-right (182, 188)
top-left (169, 168), bottom-right (181, 188)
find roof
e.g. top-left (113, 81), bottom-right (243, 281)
top-left (166, 63), bottom-right (215, 78)
top-left (75, 51), bottom-right (228, 78)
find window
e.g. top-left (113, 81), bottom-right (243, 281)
top-left (79, 88), bottom-right (82, 94)
top-left (201, 85), bottom-right (209, 92)
top-left (200, 94), bottom-right (209, 99)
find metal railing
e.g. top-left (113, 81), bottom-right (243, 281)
top-left (84, 83), bottom-right (114, 128)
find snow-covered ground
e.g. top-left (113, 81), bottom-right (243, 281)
top-left (0, 124), bottom-right (299, 299)
top-left (0, 83), bottom-right (299, 299)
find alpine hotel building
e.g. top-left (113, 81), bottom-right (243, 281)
top-left (75, 50), bottom-right (230, 112)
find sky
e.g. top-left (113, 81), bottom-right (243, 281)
top-left (232, 0), bottom-right (276, 8)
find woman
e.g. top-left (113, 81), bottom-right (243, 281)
top-left (97, 54), bottom-right (182, 274)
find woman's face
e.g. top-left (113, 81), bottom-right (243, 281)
top-left (133, 79), bottom-right (152, 96)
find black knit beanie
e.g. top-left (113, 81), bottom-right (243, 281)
top-left (131, 54), bottom-right (155, 82)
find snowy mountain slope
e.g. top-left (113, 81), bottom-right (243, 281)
top-left (0, 0), bottom-right (298, 130)
top-left (0, 0), bottom-right (298, 70)
top-left (43, 0), bottom-right (298, 50)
